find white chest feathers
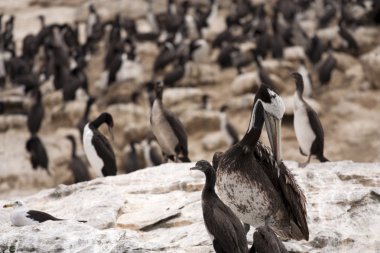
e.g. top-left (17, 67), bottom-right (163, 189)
top-left (293, 93), bottom-right (316, 155)
top-left (298, 65), bottom-right (312, 97)
top-left (83, 124), bottom-right (104, 177)
top-left (11, 208), bottom-right (38, 227)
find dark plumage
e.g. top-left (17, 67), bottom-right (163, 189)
top-left (153, 41), bottom-right (177, 73)
top-left (318, 54), bottom-right (337, 86)
top-left (66, 135), bottom-right (91, 183)
top-left (215, 85), bottom-right (309, 241)
top-left (83, 112), bottom-right (117, 177)
top-left (191, 160), bottom-right (248, 253)
top-left (250, 226), bottom-right (288, 253)
top-left (338, 22), bottom-right (359, 56)
top-left (27, 89), bottom-right (44, 135)
top-left (123, 141), bottom-right (142, 173)
top-left (25, 135), bottom-right (50, 175)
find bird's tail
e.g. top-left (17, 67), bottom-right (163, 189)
top-left (179, 156), bottom-right (191, 163)
top-left (317, 155), bottom-right (329, 163)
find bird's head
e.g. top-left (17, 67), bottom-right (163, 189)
top-left (3, 200), bottom-right (25, 209)
top-left (251, 85), bottom-right (285, 162)
top-left (291, 72), bottom-right (304, 96)
top-left (190, 160), bottom-right (213, 174)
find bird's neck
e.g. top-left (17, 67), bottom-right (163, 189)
top-left (242, 102), bottom-right (264, 147)
top-left (202, 171), bottom-right (217, 195)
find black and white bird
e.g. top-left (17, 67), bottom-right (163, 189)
top-left (215, 84), bottom-right (309, 241)
top-left (219, 105), bottom-right (239, 146)
top-left (190, 160), bottom-right (248, 253)
top-left (292, 72), bottom-right (329, 166)
top-left (27, 89), bottom-right (44, 135)
top-left (318, 51), bottom-right (337, 87)
top-left (142, 137), bottom-right (163, 168)
top-left (83, 112), bottom-right (117, 177)
top-left (250, 226), bottom-right (288, 253)
top-left (26, 135), bottom-right (50, 175)
top-left (150, 81), bottom-right (191, 162)
top-left (3, 200), bottom-right (86, 226)
top-left (123, 140), bottom-right (142, 174)
top-left (66, 135), bottom-right (91, 183)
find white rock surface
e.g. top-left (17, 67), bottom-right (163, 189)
top-left (1, 161), bottom-right (379, 252)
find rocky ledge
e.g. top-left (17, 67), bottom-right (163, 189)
top-left (0, 161), bottom-right (379, 253)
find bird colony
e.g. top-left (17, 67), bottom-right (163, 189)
top-left (0, 0), bottom-right (380, 252)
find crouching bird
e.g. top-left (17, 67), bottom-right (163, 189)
top-left (3, 200), bottom-right (86, 226)
top-left (191, 160), bottom-right (248, 253)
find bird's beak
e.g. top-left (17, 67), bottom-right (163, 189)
top-left (264, 112), bottom-right (282, 163)
top-left (108, 126), bottom-right (114, 141)
top-left (3, 203), bottom-right (13, 208)
top-left (190, 166), bottom-right (200, 171)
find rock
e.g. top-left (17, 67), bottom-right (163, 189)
top-left (181, 110), bottom-right (220, 135)
top-left (163, 88), bottom-right (204, 107)
top-left (226, 94), bottom-right (255, 111)
top-left (178, 63), bottom-right (219, 86)
top-left (333, 52), bottom-right (359, 72)
top-left (361, 46), bottom-right (380, 89)
top-left (354, 27), bottom-right (380, 53)
top-left (231, 71), bottom-right (260, 96)
top-left (201, 131), bottom-right (228, 151)
top-left (0, 161), bottom-right (379, 252)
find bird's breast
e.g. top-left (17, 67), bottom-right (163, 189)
top-left (216, 170), bottom-right (273, 227)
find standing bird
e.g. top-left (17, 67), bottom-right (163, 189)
top-left (318, 53), bottom-right (337, 87)
top-left (215, 85), bottom-right (309, 241)
top-left (83, 112), bottom-right (117, 177)
top-left (292, 72), bottom-right (329, 166)
top-left (150, 81), bottom-right (191, 162)
top-left (27, 89), bottom-right (44, 135)
top-left (3, 200), bottom-right (86, 226)
top-left (66, 135), bottom-right (91, 183)
top-left (250, 226), bottom-right (288, 253)
top-left (191, 160), bottom-right (248, 253)
top-left (123, 140), bottom-right (142, 174)
top-left (142, 137), bottom-right (163, 168)
top-left (25, 135), bottom-right (50, 175)
top-left (219, 105), bottom-right (239, 146)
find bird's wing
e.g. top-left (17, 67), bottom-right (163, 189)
top-left (255, 143), bottom-right (309, 240)
top-left (277, 162), bottom-right (309, 240)
top-left (306, 106), bottom-right (324, 147)
top-left (26, 210), bottom-right (62, 222)
top-left (163, 66), bottom-right (184, 86)
top-left (91, 130), bottom-right (117, 175)
top-left (163, 108), bottom-right (188, 150)
top-left (206, 200), bottom-right (247, 253)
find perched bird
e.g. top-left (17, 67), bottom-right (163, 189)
top-left (292, 72), bottom-right (329, 166)
top-left (191, 160), bottom-right (248, 253)
top-left (66, 135), bottom-right (91, 183)
top-left (215, 85), bottom-right (309, 241)
top-left (250, 226), bottom-right (288, 253)
top-left (123, 140), bottom-right (142, 174)
top-left (150, 81), bottom-right (191, 162)
top-left (3, 200), bottom-right (86, 226)
top-left (142, 137), bottom-right (163, 168)
top-left (83, 112), bottom-right (117, 177)
top-left (27, 89), bottom-right (44, 135)
top-left (26, 135), bottom-right (50, 175)
top-left (318, 53), bottom-right (337, 87)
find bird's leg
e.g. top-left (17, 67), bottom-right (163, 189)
top-left (299, 155), bottom-right (311, 168)
top-left (244, 223), bottom-right (251, 235)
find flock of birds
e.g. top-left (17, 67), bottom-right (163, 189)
top-left (1, 0), bottom-right (379, 252)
